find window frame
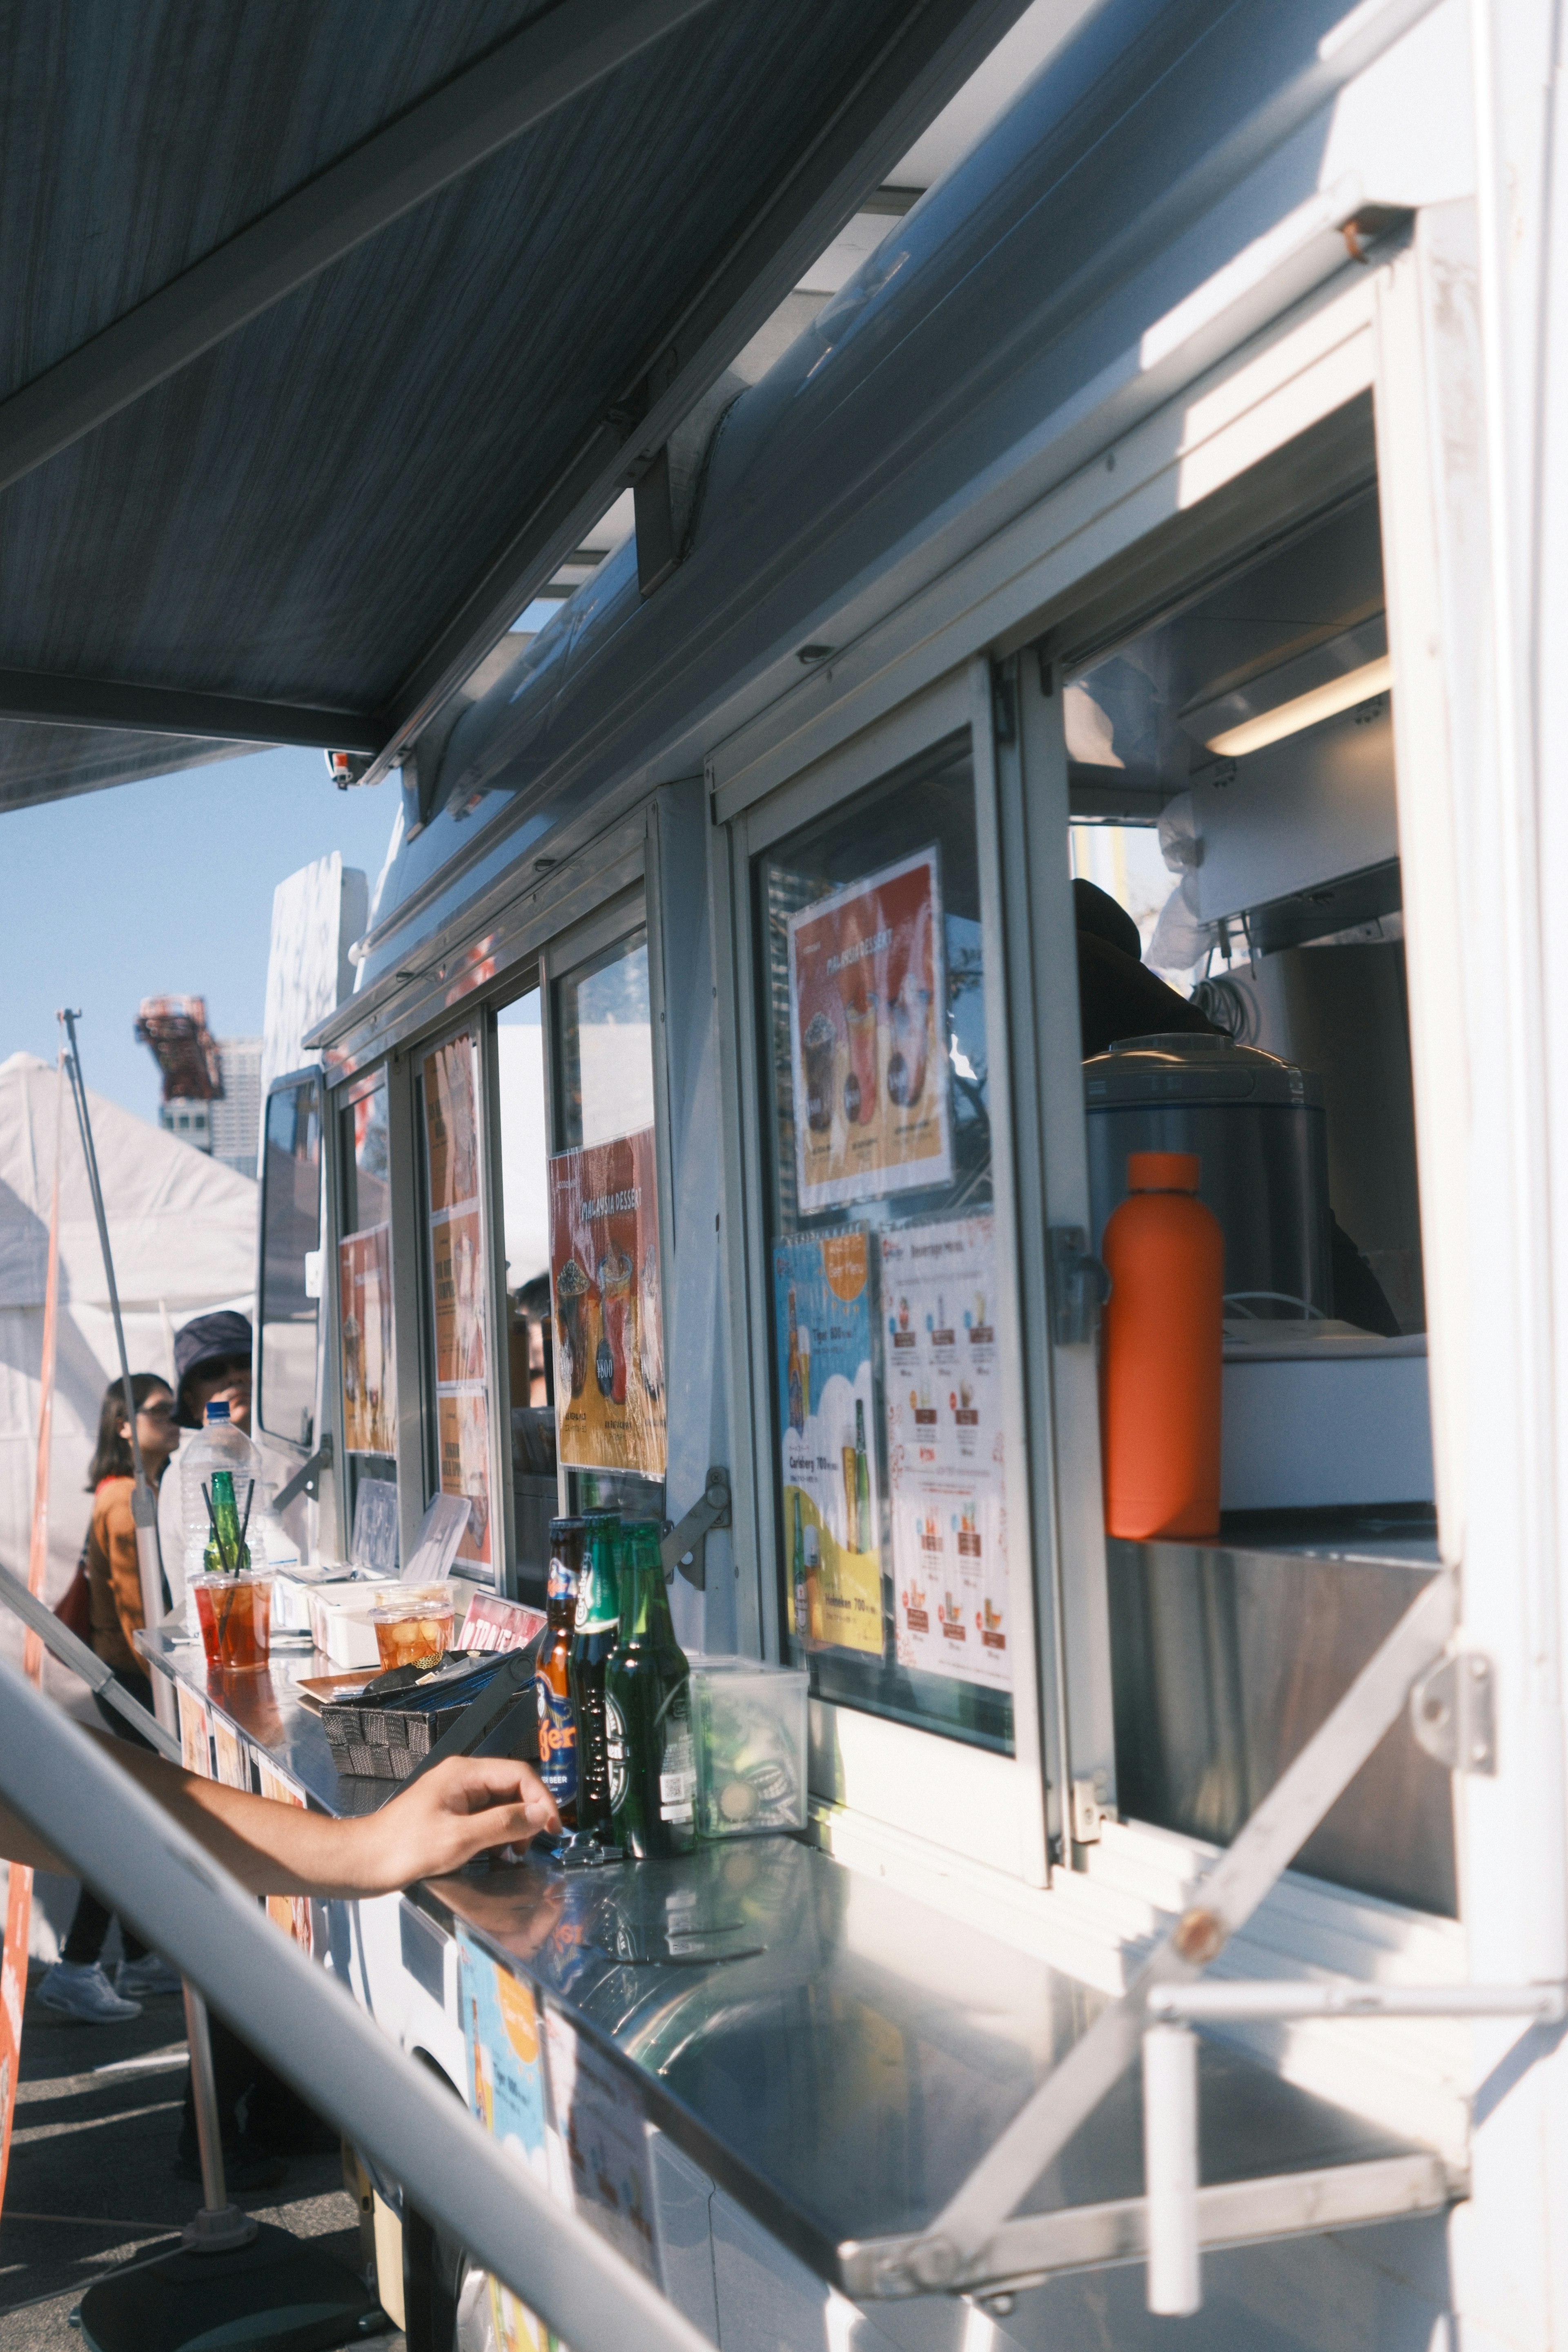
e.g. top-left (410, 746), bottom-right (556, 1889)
top-left (255, 1065), bottom-right (324, 1456)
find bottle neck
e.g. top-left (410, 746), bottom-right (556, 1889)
top-left (623, 1564), bottom-right (675, 1644)
top-left (576, 1544), bottom-right (620, 1631)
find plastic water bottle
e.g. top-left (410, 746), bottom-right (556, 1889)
top-left (180, 1401), bottom-right (261, 1596)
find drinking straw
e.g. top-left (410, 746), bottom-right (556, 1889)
top-left (237, 1480), bottom-right (255, 1562)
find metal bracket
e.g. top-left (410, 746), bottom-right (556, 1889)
top-left (1048, 1227), bottom-right (1110, 1347)
top-left (273, 1431), bottom-right (334, 1513)
top-left (1070, 1777), bottom-right (1105, 1846)
top-left (1410, 1649), bottom-right (1497, 1774)
top-left (404, 1637), bottom-right (545, 1786)
top-left (660, 1467), bottom-right (731, 1590)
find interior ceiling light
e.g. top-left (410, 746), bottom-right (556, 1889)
top-left (1205, 653), bottom-right (1392, 759)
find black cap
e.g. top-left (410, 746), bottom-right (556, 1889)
top-left (174, 1309), bottom-right (253, 1425)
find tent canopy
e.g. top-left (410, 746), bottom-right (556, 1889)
top-left (0, 0), bottom-right (1031, 814)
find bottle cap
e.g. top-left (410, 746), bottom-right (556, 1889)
top-left (1127, 1150), bottom-right (1200, 1192)
top-left (205, 1400), bottom-right (231, 1422)
top-left (548, 1516), bottom-right (587, 1539)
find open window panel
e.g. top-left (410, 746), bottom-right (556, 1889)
top-left (336, 1066), bottom-right (399, 1571)
top-left (257, 1070), bottom-right (323, 1459)
top-left (1042, 419), bottom-right (1453, 1924)
top-left (726, 678), bottom-right (1051, 1884)
top-left (493, 976), bottom-right (555, 1605)
top-left (546, 899), bottom-right (667, 1530)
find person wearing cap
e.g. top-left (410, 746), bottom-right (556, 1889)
top-left (156, 1308), bottom-right (254, 1616)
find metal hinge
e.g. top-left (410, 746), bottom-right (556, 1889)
top-left (273, 1432), bottom-right (334, 1513)
top-left (1410, 1649), bottom-right (1497, 1774)
top-left (1048, 1227), bottom-right (1110, 1346)
top-left (1070, 1777), bottom-right (1105, 1845)
top-left (659, 1467), bottom-right (732, 1591)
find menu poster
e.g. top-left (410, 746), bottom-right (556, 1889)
top-left (177, 1687), bottom-right (212, 1778)
top-left (458, 1929), bottom-right (554, 2352)
top-left (460, 1591), bottom-right (548, 1655)
top-left (787, 845), bottom-right (951, 1213)
top-left (338, 1224), bottom-right (396, 1454)
top-left (773, 1230), bottom-right (883, 1657)
top-left (548, 1125), bottom-right (666, 1477)
top-left (881, 1215), bottom-right (1011, 1692)
top-left (542, 2005), bottom-right (658, 2283)
top-left (255, 1759), bottom-right (317, 1960)
top-left (210, 1716), bottom-right (247, 1792)
top-left (438, 1392), bottom-right (492, 1572)
top-left (423, 1033), bottom-right (493, 1570)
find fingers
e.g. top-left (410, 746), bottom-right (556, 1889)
top-left (423, 1755), bottom-right (552, 1815)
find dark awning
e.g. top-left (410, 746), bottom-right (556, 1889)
top-left (0, 0), bottom-right (1034, 814)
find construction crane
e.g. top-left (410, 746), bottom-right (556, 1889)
top-left (134, 995), bottom-right (223, 1104)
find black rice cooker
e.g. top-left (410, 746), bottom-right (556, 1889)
top-left (1084, 1033), bottom-right (1332, 1321)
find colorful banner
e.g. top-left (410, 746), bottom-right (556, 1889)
top-left (882, 1216), bottom-right (1011, 1691)
top-left (548, 1125), bottom-right (665, 1476)
top-left (338, 1224), bottom-right (396, 1454)
top-left (787, 845), bottom-right (951, 1213)
top-left (774, 1229), bottom-right (883, 1657)
top-left (423, 1033), bottom-right (492, 1570)
top-left (459, 1928), bottom-right (555, 2351)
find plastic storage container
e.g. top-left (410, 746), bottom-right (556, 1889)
top-left (691, 1657), bottom-right (809, 1839)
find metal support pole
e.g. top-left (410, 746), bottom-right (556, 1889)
top-left (1142, 2023), bottom-right (1200, 2317)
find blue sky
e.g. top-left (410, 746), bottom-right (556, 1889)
top-left (2, 748), bottom-right (399, 1124)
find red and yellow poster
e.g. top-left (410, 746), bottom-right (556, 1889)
top-left (338, 1224), bottom-right (396, 1454)
top-left (548, 1126), bottom-right (665, 1476)
top-left (787, 845), bottom-right (951, 1213)
top-left (423, 1033), bottom-right (492, 1570)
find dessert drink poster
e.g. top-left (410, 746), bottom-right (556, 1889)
top-left (549, 1124), bottom-right (666, 1476)
top-left (881, 1214), bottom-right (1011, 1692)
top-left (338, 1224), bottom-right (396, 1454)
top-left (422, 1031), bottom-right (492, 1568)
top-left (773, 1228), bottom-right (883, 1657)
top-left (458, 1929), bottom-right (555, 2351)
top-left (788, 845), bottom-right (951, 1212)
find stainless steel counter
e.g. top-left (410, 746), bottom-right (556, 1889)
top-left (140, 1626), bottom-right (1452, 2300)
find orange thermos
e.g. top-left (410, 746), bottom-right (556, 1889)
top-left (1101, 1150), bottom-right (1223, 1540)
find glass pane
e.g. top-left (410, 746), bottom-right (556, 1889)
top-left (756, 734), bottom-right (1013, 1753)
top-left (550, 929), bottom-right (664, 1520)
top-left (258, 1078), bottom-right (321, 1448)
top-left (419, 1029), bottom-right (495, 1579)
top-left (337, 1075), bottom-right (396, 1461)
top-left (497, 984), bottom-right (556, 1601)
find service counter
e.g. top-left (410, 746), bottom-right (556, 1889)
top-left (138, 1604), bottom-right (1451, 2330)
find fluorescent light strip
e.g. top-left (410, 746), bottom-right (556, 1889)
top-left (1205, 654), bottom-right (1393, 759)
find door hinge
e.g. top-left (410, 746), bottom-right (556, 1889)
top-left (1071, 1777), bottom-right (1105, 1845)
top-left (1049, 1227), bottom-right (1110, 1347)
top-left (659, 1467), bottom-right (731, 1590)
top-left (1410, 1649), bottom-right (1496, 1774)
top-left (273, 1432), bottom-right (334, 1513)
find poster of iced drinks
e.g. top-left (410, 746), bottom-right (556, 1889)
top-left (548, 1124), bottom-right (666, 1475)
top-left (787, 845), bottom-right (952, 1212)
top-left (773, 1229), bottom-right (883, 1656)
top-left (422, 1031), bottom-right (492, 1570)
top-left (337, 1223), bottom-right (395, 1454)
top-left (881, 1215), bottom-right (1011, 1691)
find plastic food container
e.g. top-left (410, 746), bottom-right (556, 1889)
top-left (691, 1657), bottom-right (809, 1838)
top-left (370, 1593), bottom-right (455, 1670)
top-left (191, 1573), bottom-right (273, 1671)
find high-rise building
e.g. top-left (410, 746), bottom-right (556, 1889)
top-left (209, 1039), bottom-right (263, 1175)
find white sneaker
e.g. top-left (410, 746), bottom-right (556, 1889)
top-left (36, 1961), bottom-right (142, 2024)
top-left (116, 1953), bottom-right (183, 1999)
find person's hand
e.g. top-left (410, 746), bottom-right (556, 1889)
top-left (365, 1756), bottom-right (561, 1890)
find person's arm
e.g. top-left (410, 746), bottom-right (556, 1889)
top-left (0, 1735), bottom-right (561, 1900)
top-left (102, 1484), bottom-right (147, 1648)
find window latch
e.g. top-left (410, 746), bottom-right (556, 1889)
top-left (1049, 1227), bottom-right (1110, 1347)
top-left (273, 1431), bottom-right (334, 1513)
top-left (660, 1468), bottom-right (732, 1591)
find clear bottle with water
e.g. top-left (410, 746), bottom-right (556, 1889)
top-left (180, 1401), bottom-right (261, 1595)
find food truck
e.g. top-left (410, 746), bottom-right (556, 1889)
top-left (120, 0), bottom-right (1568, 2344)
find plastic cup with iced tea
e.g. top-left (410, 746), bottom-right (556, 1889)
top-left (371, 1595), bottom-right (455, 1670)
top-left (192, 1572), bottom-right (273, 1671)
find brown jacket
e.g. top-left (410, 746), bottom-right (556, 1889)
top-left (86, 1476), bottom-right (151, 1678)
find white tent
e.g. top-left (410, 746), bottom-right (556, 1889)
top-left (0, 1050), bottom-right (258, 1648)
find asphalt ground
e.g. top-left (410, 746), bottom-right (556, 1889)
top-left (1, 1959), bottom-right (405, 2349)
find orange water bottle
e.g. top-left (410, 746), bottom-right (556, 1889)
top-left (1101, 1151), bottom-right (1223, 1539)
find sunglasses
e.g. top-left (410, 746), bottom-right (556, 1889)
top-left (140, 1401), bottom-right (178, 1423)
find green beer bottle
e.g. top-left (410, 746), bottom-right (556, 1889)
top-left (209, 1470), bottom-right (250, 1573)
top-left (569, 1513), bottom-right (622, 1843)
top-left (604, 1522), bottom-right (697, 1860)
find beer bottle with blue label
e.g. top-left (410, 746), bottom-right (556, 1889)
top-left (604, 1521), bottom-right (697, 1860)
top-left (536, 1517), bottom-right (584, 1826)
top-left (569, 1513), bottom-right (622, 1842)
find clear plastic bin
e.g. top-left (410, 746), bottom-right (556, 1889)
top-left (691, 1656), bottom-right (809, 1839)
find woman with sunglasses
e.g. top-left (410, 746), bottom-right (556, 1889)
top-left (37, 1372), bottom-right (182, 2025)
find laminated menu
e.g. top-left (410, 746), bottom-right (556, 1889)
top-left (548, 1124), bottom-right (666, 1476)
top-left (422, 1032), bottom-right (492, 1570)
top-left (458, 1929), bottom-right (554, 2350)
top-left (774, 1228), bottom-right (884, 1656)
top-left (881, 1214), bottom-right (1011, 1691)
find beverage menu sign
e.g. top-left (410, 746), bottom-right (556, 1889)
top-left (423, 1033), bottom-right (492, 1571)
top-left (548, 1124), bottom-right (666, 1476)
top-left (787, 845), bottom-right (952, 1213)
top-left (882, 1215), bottom-right (1011, 1692)
top-left (338, 1224), bottom-right (395, 1453)
top-left (773, 1229), bottom-right (883, 1657)
top-left (458, 1929), bottom-right (554, 2351)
